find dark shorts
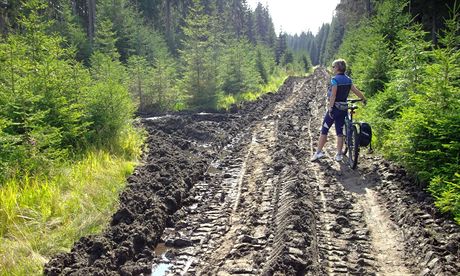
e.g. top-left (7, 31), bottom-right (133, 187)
top-left (320, 107), bottom-right (347, 136)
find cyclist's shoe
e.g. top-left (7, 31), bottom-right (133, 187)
top-left (311, 151), bottom-right (325, 161)
top-left (335, 153), bottom-right (343, 161)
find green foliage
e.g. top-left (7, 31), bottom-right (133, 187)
top-left (219, 39), bottom-right (262, 95)
top-left (94, 19), bottom-right (119, 59)
top-left (255, 45), bottom-right (276, 84)
top-left (372, 0), bottom-right (411, 50)
top-left (127, 55), bottom-right (150, 111)
top-left (282, 50), bottom-right (294, 66)
top-left (50, 1), bottom-right (91, 62)
top-left (0, 0), bottom-right (91, 179)
top-left (429, 174), bottom-right (460, 224)
top-left (301, 54), bottom-right (312, 73)
top-left (217, 71), bottom-right (288, 110)
top-left (338, 22), bottom-right (391, 96)
top-left (336, 0), bottom-right (411, 95)
top-left (383, 97), bottom-right (459, 180)
top-left (217, 94), bottom-right (237, 110)
top-left (346, 1), bottom-right (460, 222)
top-left (133, 25), bottom-right (170, 64)
top-left (360, 86), bottom-right (404, 148)
top-left (334, 0), bottom-right (460, 223)
top-left (359, 23), bottom-right (431, 148)
top-left (323, 17), bottom-right (345, 65)
top-left (126, 54), bottom-right (181, 112)
top-left (253, 3), bottom-right (277, 48)
top-left (150, 52), bottom-right (181, 111)
top-left (383, 4), bottom-right (460, 180)
top-left (256, 48), bottom-right (269, 84)
top-left (275, 32), bottom-right (287, 65)
top-left (96, 0), bottom-right (137, 62)
top-left (389, 24), bottom-right (431, 97)
top-left (87, 52), bottom-right (135, 145)
top-left (180, 1), bottom-right (221, 110)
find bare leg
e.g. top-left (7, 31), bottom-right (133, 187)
top-left (337, 136), bottom-right (343, 154)
top-left (316, 134), bottom-right (328, 153)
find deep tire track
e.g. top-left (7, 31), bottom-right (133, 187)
top-left (45, 69), bottom-right (460, 276)
top-left (154, 77), bottom-right (317, 275)
top-left (44, 80), bottom-right (293, 275)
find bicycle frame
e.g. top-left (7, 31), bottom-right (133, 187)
top-left (343, 99), bottom-right (362, 169)
top-left (345, 107), bottom-right (358, 142)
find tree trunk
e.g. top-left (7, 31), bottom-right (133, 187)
top-left (0, 1), bottom-right (10, 34)
top-left (87, 0), bottom-right (96, 43)
top-left (431, 8), bottom-right (437, 45)
top-left (165, 0), bottom-right (173, 49)
top-left (365, 0), bottom-right (371, 17)
top-left (71, 0), bottom-right (77, 14)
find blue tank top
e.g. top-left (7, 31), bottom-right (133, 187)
top-left (328, 73), bottom-right (352, 102)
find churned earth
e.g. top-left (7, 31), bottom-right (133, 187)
top-left (45, 68), bottom-right (459, 275)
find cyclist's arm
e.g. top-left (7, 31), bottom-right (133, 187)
top-left (329, 85), bottom-right (337, 111)
top-left (351, 85), bottom-right (367, 104)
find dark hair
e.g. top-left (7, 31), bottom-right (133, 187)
top-left (332, 59), bottom-right (347, 72)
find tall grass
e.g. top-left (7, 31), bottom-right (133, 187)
top-left (258, 73), bottom-right (289, 95)
top-left (0, 127), bottom-right (144, 275)
top-left (218, 73), bottom-right (289, 110)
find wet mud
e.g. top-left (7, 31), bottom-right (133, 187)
top-left (45, 69), bottom-right (459, 275)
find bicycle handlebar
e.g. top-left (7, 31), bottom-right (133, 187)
top-left (347, 99), bottom-right (363, 103)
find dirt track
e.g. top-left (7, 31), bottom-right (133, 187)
top-left (46, 68), bottom-right (460, 275)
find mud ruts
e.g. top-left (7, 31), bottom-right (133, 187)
top-left (45, 69), bottom-right (459, 275)
top-left (153, 76), bottom-right (320, 274)
top-left (374, 163), bottom-right (460, 275)
top-left (44, 77), bottom-right (298, 275)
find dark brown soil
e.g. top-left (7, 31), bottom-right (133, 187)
top-left (45, 70), bottom-right (459, 276)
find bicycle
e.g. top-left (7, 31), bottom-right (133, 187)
top-left (343, 98), bottom-right (363, 169)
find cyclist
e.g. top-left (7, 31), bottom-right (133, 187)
top-left (311, 59), bottom-right (366, 162)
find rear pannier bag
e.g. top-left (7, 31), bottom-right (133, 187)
top-left (359, 122), bottom-right (372, 147)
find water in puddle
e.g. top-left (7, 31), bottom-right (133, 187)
top-left (151, 252), bottom-right (172, 276)
top-left (152, 243), bottom-right (172, 276)
top-left (144, 115), bottom-right (173, 121)
top-left (151, 262), bottom-right (171, 276)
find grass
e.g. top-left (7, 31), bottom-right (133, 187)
top-left (0, 127), bottom-right (144, 275)
top-left (258, 73), bottom-right (289, 95)
top-left (218, 73), bottom-right (289, 110)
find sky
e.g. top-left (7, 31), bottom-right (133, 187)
top-left (246, 0), bottom-right (341, 35)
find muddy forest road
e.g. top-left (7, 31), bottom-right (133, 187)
top-left (46, 68), bottom-right (459, 276)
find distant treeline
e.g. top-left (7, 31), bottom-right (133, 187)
top-left (286, 0), bottom-right (457, 67)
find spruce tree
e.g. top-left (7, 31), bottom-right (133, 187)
top-left (180, 0), bottom-right (220, 110)
top-left (94, 18), bottom-right (119, 59)
top-left (127, 55), bottom-right (149, 112)
top-left (0, 0), bottom-right (90, 178)
top-left (151, 51), bottom-right (180, 111)
top-left (219, 39), bottom-right (261, 95)
top-left (275, 32), bottom-right (287, 65)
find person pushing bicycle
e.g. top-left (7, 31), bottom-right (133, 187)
top-left (311, 59), bottom-right (366, 162)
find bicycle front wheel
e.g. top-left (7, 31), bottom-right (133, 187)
top-left (348, 125), bottom-right (359, 169)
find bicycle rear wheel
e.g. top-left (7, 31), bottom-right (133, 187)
top-left (348, 125), bottom-right (359, 169)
